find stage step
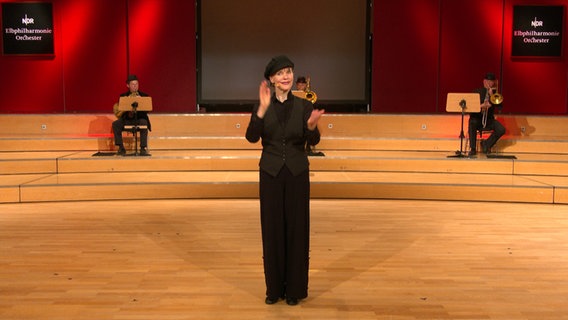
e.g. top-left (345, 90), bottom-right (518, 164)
top-left (2, 150), bottom-right (568, 204)
top-left (3, 150), bottom-right (568, 176)
top-left (1, 114), bottom-right (567, 154)
top-left (2, 170), bottom-right (566, 204)
top-left (1, 114), bottom-right (567, 205)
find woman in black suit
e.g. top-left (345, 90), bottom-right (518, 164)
top-left (245, 55), bottom-right (324, 306)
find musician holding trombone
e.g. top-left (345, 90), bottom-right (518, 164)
top-left (468, 72), bottom-right (506, 156)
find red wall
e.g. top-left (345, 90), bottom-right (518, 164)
top-left (0, 0), bottom-right (566, 115)
top-left (437, 0), bottom-right (504, 113)
top-left (373, 0), bottom-right (568, 114)
top-left (128, 0), bottom-right (196, 113)
top-left (0, 0), bottom-right (196, 114)
top-left (373, 0), bottom-right (441, 113)
top-left (61, 0), bottom-right (127, 113)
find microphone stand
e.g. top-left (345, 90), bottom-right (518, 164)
top-left (131, 101), bottom-right (140, 156)
top-left (447, 99), bottom-right (468, 158)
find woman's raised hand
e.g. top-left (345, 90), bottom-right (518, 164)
top-left (257, 80), bottom-right (271, 119)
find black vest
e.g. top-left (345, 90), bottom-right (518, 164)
top-left (259, 97), bottom-right (309, 177)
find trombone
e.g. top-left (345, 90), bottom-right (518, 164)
top-left (482, 81), bottom-right (503, 128)
top-left (489, 87), bottom-right (503, 105)
top-left (291, 76), bottom-right (318, 104)
top-left (304, 77), bottom-right (317, 104)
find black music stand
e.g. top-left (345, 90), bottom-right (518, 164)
top-left (118, 96), bottom-right (152, 156)
top-left (446, 93), bottom-right (480, 158)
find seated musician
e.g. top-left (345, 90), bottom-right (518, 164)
top-left (296, 76), bottom-right (307, 92)
top-left (467, 72), bottom-right (505, 157)
top-left (296, 76), bottom-right (324, 157)
top-left (112, 74), bottom-right (152, 156)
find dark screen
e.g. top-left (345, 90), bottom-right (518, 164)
top-left (198, 0), bottom-right (369, 106)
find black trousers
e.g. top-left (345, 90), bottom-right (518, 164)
top-left (259, 166), bottom-right (310, 300)
top-left (468, 117), bottom-right (505, 151)
top-left (112, 117), bottom-right (149, 148)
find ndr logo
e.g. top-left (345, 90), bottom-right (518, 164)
top-left (531, 17), bottom-right (543, 28)
top-left (21, 14), bottom-right (34, 25)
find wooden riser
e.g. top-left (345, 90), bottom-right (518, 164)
top-left (2, 171), bottom-right (567, 204)
top-left (312, 184), bottom-right (553, 203)
top-left (2, 114), bottom-right (568, 204)
top-left (19, 183), bottom-right (259, 203)
top-left (2, 114), bottom-right (567, 138)
top-left (11, 180), bottom-right (561, 204)
top-left (556, 187), bottom-right (568, 203)
top-left (3, 150), bottom-right (568, 206)
top-left (1, 136), bottom-right (566, 155)
top-left (0, 159), bottom-right (57, 174)
top-left (4, 150), bottom-right (568, 176)
top-left (57, 153), bottom-right (514, 175)
top-left (0, 137), bottom-right (260, 152)
top-left (0, 186), bottom-right (19, 203)
top-left (1, 114), bottom-right (567, 154)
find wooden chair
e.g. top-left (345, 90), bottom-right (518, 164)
top-left (465, 128), bottom-right (495, 154)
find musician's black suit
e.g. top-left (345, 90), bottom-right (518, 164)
top-left (112, 91), bottom-right (152, 148)
top-left (468, 87), bottom-right (505, 153)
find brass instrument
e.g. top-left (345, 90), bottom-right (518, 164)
top-left (304, 77), bottom-right (317, 104)
top-left (489, 87), bottom-right (503, 105)
top-left (482, 82), bottom-right (503, 128)
top-left (113, 103), bottom-right (122, 118)
top-left (113, 91), bottom-right (139, 118)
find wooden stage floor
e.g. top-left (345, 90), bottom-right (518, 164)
top-left (1, 199), bottom-right (567, 319)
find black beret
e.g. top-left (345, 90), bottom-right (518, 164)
top-left (126, 74), bottom-right (139, 83)
top-left (264, 55), bottom-right (294, 80)
top-left (484, 72), bottom-right (496, 80)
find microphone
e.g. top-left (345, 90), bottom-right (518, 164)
top-left (459, 99), bottom-right (466, 108)
top-left (129, 91), bottom-right (139, 110)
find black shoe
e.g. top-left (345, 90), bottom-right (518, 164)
top-left (139, 147), bottom-right (150, 156)
top-left (468, 150), bottom-right (477, 157)
top-left (308, 150), bottom-right (325, 157)
top-left (265, 296), bottom-right (279, 305)
top-left (286, 297), bottom-right (299, 306)
top-left (117, 146), bottom-right (126, 156)
top-left (481, 141), bottom-right (489, 154)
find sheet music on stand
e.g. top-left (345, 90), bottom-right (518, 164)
top-left (446, 93), bottom-right (481, 114)
top-left (118, 96), bottom-right (153, 112)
